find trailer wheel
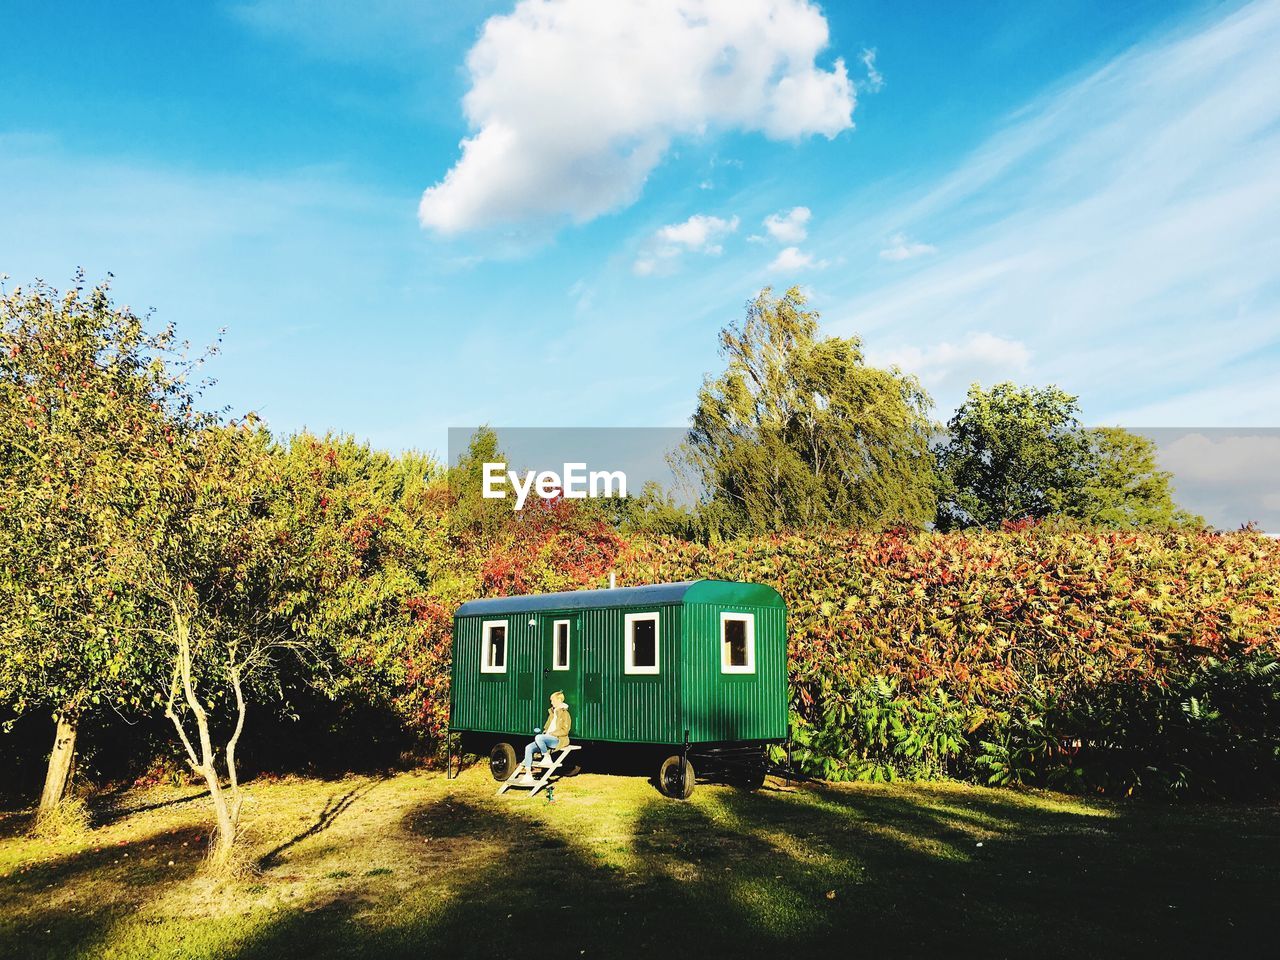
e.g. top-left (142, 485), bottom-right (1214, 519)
top-left (489, 742), bottom-right (517, 781)
top-left (658, 755), bottom-right (695, 799)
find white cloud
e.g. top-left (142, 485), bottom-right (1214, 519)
top-left (763, 206), bottom-right (811, 243)
top-left (870, 333), bottom-right (1031, 392)
top-left (635, 213), bottom-right (739, 274)
top-left (879, 233), bottom-right (937, 261)
top-left (419, 0), bottom-right (854, 233)
top-left (860, 48), bottom-right (884, 92)
top-left (768, 246), bottom-right (828, 272)
top-left (656, 214), bottom-right (739, 255)
top-left (1156, 432), bottom-right (1280, 488)
top-left (1144, 430), bottom-right (1280, 531)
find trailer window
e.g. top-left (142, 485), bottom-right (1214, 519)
top-left (552, 619), bottom-right (571, 670)
top-left (481, 621), bottom-right (507, 673)
top-left (720, 612), bottom-right (755, 674)
top-left (624, 612), bottom-right (660, 674)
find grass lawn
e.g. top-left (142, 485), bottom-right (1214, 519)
top-left (1, 766), bottom-right (1277, 959)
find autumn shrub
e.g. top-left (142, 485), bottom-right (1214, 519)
top-left (29, 793), bottom-right (90, 840)
top-left (288, 439), bottom-right (624, 751)
top-left (618, 525), bottom-right (1280, 797)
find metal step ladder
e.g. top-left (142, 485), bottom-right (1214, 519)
top-left (497, 744), bottom-right (582, 798)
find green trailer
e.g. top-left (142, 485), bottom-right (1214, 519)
top-left (449, 579), bottom-right (789, 797)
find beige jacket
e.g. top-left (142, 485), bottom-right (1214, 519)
top-left (543, 703), bottom-right (572, 746)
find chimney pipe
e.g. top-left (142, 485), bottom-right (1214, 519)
top-left (608, 571), bottom-right (617, 590)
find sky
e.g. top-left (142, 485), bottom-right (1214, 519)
top-left (2, 0), bottom-right (1278, 523)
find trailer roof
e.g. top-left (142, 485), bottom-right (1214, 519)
top-left (454, 579), bottom-right (782, 616)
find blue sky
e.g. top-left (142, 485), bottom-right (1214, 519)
top-left (2, 0), bottom-right (1277, 472)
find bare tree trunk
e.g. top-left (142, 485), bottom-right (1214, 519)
top-left (36, 713), bottom-right (78, 820)
top-left (200, 766), bottom-right (237, 868)
top-left (225, 663), bottom-right (247, 832)
top-left (165, 609), bottom-right (244, 871)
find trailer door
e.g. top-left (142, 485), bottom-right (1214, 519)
top-left (538, 612), bottom-right (582, 728)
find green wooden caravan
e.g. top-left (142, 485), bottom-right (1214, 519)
top-left (449, 580), bottom-right (788, 797)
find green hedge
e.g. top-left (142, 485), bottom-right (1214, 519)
top-left (619, 526), bottom-right (1280, 797)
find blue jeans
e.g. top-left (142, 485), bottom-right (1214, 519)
top-left (523, 734), bottom-right (560, 772)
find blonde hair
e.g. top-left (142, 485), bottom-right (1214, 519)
top-left (550, 690), bottom-right (565, 703)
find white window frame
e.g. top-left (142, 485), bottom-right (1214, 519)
top-left (552, 619), bottom-right (571, 671)
top-left (480, 620), bottom-right (508, 674)
top-left (720, 611), bottom-right (756, 674)
top-left (624, 612), bottom-right (660, 675)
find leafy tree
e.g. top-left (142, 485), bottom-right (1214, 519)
top-left (935, 382), bottom-right (1085, 530)
top-left (936, 382), bottom-right (1197, 530)
top-left (683, 286), bottom-right (937, 534)
top-left (278, 433), bottom-right (454, 741)
top-left (139, 419), bottom-right (328, 870)
top-left (447, 426), bottom-right (511, 541)
top-left (616, 480), bottom-right (705, 541)
top-left (0, 277), bottom-right (211, 823)
top-left (1078, 427), bottom-right (1202, 528)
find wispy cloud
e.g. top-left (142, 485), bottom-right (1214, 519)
top-left (228, 0), bottom-right (482, 61)
top-left (878, 232), bottom-right (936, 261)
top-left (635, 213), bottom-right (739, 275)
top-left (768, 246), bottom-right (828, 272)
top-left (824, 0), bottom-right (1280, 424)
top-left (763, 206), bottom-right (811, 243)
top-left (860, 48), bottom-right (884, 92)
top-left (869, 332), bottom-right (1030, 395)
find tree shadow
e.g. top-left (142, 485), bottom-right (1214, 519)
top-left (257, 778), bottom-right (383, 870)
top-left (0, 824), bottom-right (206, 960)
top-left (697, 785), bottom-right (1279, 955)
top-left (0, 809), bottom-right (35, 840)
top-left (227, 792), bottom-right (651, 960)
top-left (223, 781), bottom-right (1280, 960)
top-left (88, 787), bottom-right (213, 829)
top-left (8, 776), bottom-right (1277, 959)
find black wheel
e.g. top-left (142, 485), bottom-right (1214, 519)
top-left (489, 742), bottom-right (517, 781)
top-left (658, 755), bottom-right (695, 800)
top-left (731, 763), bottom-right (766, 791)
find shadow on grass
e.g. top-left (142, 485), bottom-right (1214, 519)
top-left (257, 779), bottom-right (383, 870)
top-left (224, 781), bottom-right (1280, 960)
top-left (0, 810), bottom-right (34, 841)
top-left (0, 824), bottom-right (206, 960)
top-left (89, 787), bottom-right (213, 829)
top-left (6, 777), bottom-right (1279, 959)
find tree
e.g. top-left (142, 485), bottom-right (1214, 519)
top-left (1077, 427), bottom-right (1201, 528)
top-left (447, 426), bottom-right (511, 541)
top-left (936, 382), bottom-right (1198, 530)
top-left (935, 382), bottom-right (1085, 530)
top-left (683, 286), bottom-right (937, 535)
top-left (278, 433), bottom-right (455, 742)
top-left (0, 277), bottom-right (211, 824)
top-left (140, 420), bottom-right (327, 870)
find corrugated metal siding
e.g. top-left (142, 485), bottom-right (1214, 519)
top-left (450, 613), bottom-right (545, 737)
top-left (451, 604), bottom-right (685, 745)
top-left (680, 603), bottom-right (788, 743)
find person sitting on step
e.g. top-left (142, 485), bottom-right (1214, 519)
top-left (521, 691), bottom-right (572, 783)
